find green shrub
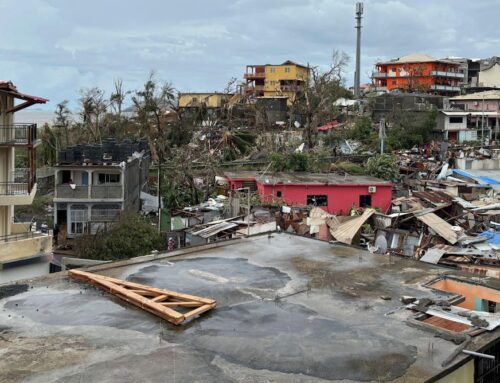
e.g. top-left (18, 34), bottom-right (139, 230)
top-left (74, 212), bottom-right (164, 261)
top-left (366, 154), bottom-right (399, 181)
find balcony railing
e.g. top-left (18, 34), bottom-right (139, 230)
top-left (430, 85), bottom-right (461, 92)
top-left (0, 169), bottom-right (35, 195)
top-left (430, 71), bottom-right (465, 79)
top-left (0, 124), bottom-right (37, 146)
top-left (372, 72), bottom-right (388, 78)
top-left (91, 185), bottom-right (123, 199)
top-left (244, 72), bottom-right (266, 79)
top-left (244, 85), bottom-right (265, 93)
top-left (56, 185), bottom-right (89, 198)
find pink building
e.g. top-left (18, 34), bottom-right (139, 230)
top-left (224, 171), bottom-right (392, 215)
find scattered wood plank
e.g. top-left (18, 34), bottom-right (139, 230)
top-left (69, 269), bottom-right (216, 325)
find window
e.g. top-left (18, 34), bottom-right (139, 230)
top-left (192, 97), bottom-right (198, 102)
top-left (70, 205), bottom-right (88, 235)
top-left (392, 80), bottom-right (397, 85)
top-left (271, 80), bottom-right (276, 86)
top-left (391, 67), bottom-right (397, 72)
top-left (449, 117), bottom-right (463, 124)
top-left (276, 191), bottom-right (282, 198)
top-left (270, 67), bottom-right (276, 73)
top-left (284, 67), bottom-right (290, 73)
top-left (98, 173), bottom-right (120, 184)
top-left (359, 195), bottom-right (372, 208)
top-left (307, 195), bottom-right (328, 206)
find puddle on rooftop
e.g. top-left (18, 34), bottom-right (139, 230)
top-left (3, 289), bottom-right (160, 334)
top-left (163, 299), bottom-right (417, 382)
top-left (126, 257), bottom-right (291, 306)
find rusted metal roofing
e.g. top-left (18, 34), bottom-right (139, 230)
top-left (413, 191), bottom-right (454, 205)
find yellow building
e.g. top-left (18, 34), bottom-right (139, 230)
top-left (0, 81), bottom-right (51, 272)
top-left (178, 93), bottom-right (233, 109)
top-left (243, 60), bottom-right (309, 105)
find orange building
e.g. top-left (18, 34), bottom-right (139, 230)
top-left (373, 53), bottom-right (463, 95)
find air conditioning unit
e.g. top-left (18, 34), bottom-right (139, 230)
top-left (368, 186), bottom-right (377, 193)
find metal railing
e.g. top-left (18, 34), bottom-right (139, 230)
top-left (372, 72), bottom-right (388, 78)
top-left (430, 71), bottom-right (465, 79)
top-left (0, 182), bottom-right (31, 196)
top-left (0, 124), bottom-right (37, 145)
top-left (0, 231), bottom-right (47, 243)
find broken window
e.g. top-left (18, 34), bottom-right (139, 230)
top-left (307, 195), bottom-right (327, 206)
top-left (359, 195), bottom-right (372, 207)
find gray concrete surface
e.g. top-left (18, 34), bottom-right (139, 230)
top-left (0, 234), bottom-right (498, 382)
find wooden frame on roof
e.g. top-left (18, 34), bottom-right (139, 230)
top-left (69, 269), bottom-right (216, 325)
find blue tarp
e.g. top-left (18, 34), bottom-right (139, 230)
top-left (452, 169), bottom-right (500, 185)
top-left (479, 232), bottom-right (500, 245)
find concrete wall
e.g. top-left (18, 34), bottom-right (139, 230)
top-left (479, 63), bottom-right (500, 87)
top-left (456, 158), bottom-right (500, 170)
top-left (435, 360), bottom-right (474, 383)
top-left (451, 98), bottom-right (500, 112)
top-left (0, 234), bottom-right (52, 264)
top-left (11, 222), bottom-right (31, 234)
top-left (431, 278), bottom-right (500, 311)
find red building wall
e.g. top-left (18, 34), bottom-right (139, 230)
top-left (226, 175), bottom-right (392, 214)
top-left (258, 183), bottom-right (392, 214)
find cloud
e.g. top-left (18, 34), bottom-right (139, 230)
top-left (1, 0), bottom-right (499, 109)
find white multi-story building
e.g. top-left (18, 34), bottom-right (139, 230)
top-left (0, 81), bottom-right (51, 272)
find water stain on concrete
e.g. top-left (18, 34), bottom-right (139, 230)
top-left (4, 289), bottom-right (160, 334)
top-left (127, 257), bottom-right (291, 306)
top-left (164, 300), bottom-right (417, 382)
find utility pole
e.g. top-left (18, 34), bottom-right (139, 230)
top-left (354, 2), bottom-right (363, 99)
top-left (481, 97), bottom-right (485, 148)
top-left (379, 118), bottom-right (385, 154)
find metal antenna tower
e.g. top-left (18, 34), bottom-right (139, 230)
top-left (354, 2), bottom-right (363, 99)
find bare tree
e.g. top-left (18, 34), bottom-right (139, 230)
top-left (132, 72), bottom-right (176, 162)
top-left (110, 78), bottom-right (130, 117)
top-left (301, 50), bottom-right (350, 149)
top-left (79, 87), bottom-right (108, 144)
top-left (53, 100), bottom-right (72, 148)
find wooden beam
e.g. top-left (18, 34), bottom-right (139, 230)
top-left (68, 269), bottom-right (216, 325)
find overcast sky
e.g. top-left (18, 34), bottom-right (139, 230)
top-left (3, 0), bottom-right (499, 109)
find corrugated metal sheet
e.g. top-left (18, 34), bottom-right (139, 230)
top-left (416, 213), bottom-right (459, 244)
top-left (331, 209), bottom-right (375, 245)
top-left (191, 222), bottom-right (238, 238)
top-left (413, 191), bottom-right (454, 204)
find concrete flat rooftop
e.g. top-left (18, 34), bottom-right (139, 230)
top-left (0, 234), bottom-right (499, 382)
